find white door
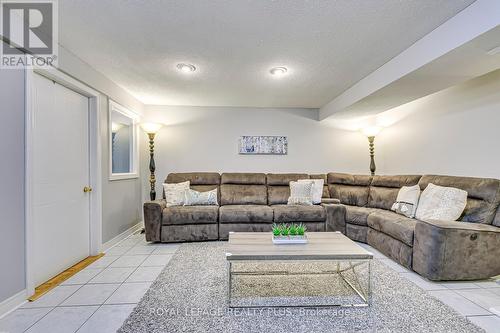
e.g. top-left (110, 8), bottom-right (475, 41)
top-left (32, 73), bottom-right (91, 286)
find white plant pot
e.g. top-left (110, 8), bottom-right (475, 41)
top-left (272, 235), bottom-right (308, 244)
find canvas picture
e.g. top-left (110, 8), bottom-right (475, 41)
top-left (238, 136), bottom-right (288, 155)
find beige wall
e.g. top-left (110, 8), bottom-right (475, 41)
top-left (376, 69), bottom-right (500, 179)
top-left (140, 106), bottom-right (371, 199)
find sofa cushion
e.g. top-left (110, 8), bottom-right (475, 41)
top-left (221, 173), bottom-right (266, 185)
top-left (166, 172), bottom-right (220, 185)
top-left (165, 173), bottom-right (220, 202)
top-left (310, 174), bottom-right (330, 198)
top-left (368, 175), bottom-right (421, 210)
top-left (162, 206), bottom-right (219, 225)
top-left (219, 205), bottom-right (273, 224)
top-left (267, 173), bottom-right (309, 205)
top-left (391, 185), bottom-right (421, 218)
top-left (415, 183), bottom-right (467, 221)
top-left (345, 206), bottom-right (379, 226)
top-left (267, 173), bottom-right (309, 185)
top-left (346, 224), bottom-right (368, 243)
top-left (418, 175), bottom-right (500, 224)
top-left (288, 181), bottom-right (314, 205)
top-left (220, 184), bottom-right (267, 205)
top-left (272, 204), bottom-right (326, 222)
top-left (367, 210), bottom-right (417, 246)
top-left (327, 173), bottom-right (372, 207)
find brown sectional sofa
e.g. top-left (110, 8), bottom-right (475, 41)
top-left (143, 172), bottom-right (500, 281)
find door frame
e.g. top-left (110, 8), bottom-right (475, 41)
top-left (25, 66), bottom-right (103, 296)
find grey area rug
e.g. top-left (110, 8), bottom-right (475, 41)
top-left (119, 242), bottom-right (483, 333)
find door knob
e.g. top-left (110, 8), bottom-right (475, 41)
top-left (83, 186), bottom-right (93, 193)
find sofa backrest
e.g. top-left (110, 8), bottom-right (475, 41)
top-left (220, 173), bottom-right (267, 205)
top-left (327, 173), bottom-right (372, 207)
top-left (310, 174), bottom-right (330, 198)
top-left (368, 175), bottom-right (422, 210)
top-left (267, 173), bottom-right (309, 205)
top-left (418, 175), bottom-right (500, 224)
top-left (165, 172), bottom-right (221, 200)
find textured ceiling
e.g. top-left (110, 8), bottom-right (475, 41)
top-left (59, 0), bottom-right (475, 107)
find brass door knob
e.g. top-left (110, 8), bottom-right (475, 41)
top-left (83, 186), bottom-right (93, 193)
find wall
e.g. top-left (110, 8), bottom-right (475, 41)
top-left (58, 45), bottom-right (144, 243)
top-left (141, 106), bottom-right (370, 198)
top-left (0, 53), bottom-right (26, 303)
top-left (0, 42), bottom-right (145, 308)
top-left (99, 98), bottom-right (143, 243)
top-left (377, 69), bottom-right (500, 179)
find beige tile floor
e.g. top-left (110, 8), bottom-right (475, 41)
top-left (0, 233), bottom-right (178, 333)
top-left (0, 235), bottom-right (499, 333)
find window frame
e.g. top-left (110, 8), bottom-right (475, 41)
top-left (108, 100), bottom-right (139, 181)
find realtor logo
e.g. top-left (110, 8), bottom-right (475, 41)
top-left (1, 0), bottom-right (58, 68)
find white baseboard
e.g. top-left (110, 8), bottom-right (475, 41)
top-left (0, 289), bottom-right (28, 319)
top-left (101, 221), bottom-right (144, 252)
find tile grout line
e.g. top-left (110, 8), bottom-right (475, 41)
top-left (22, 232), bottom-right (141, 333)
top-left (453, 288), bottom-right (500, 315)
top-left (74, 248), bottom-right (176, 332)
top-left (21, 283), bottom-right (86, 332)
top-left (9, 239), bottom-right (178, 333)
top-left (74, 235), bottom-right (160, 332)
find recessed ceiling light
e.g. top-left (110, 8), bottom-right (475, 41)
top-left (176, 63), bottom-right (196, 73)
top-left (270, 66), bottom-right (288, 76)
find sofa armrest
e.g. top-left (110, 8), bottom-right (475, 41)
top-left (413, 219), bottom-right (500, 281)
top-left (143, 200), bottom-right (166, 242)
top-left (321, 198), bottom-right (340, 204)
top-left (321, 203), bottom-right (346, 233)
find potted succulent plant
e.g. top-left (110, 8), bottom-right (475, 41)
top-left (272, 223), bottom-right (308, 244)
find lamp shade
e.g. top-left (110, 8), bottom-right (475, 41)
top-left (140, 122), bottom-right (163, 134)
top-left (361, 126), bottom-right (382, 137)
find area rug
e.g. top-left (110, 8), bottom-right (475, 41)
top-left (119, 242), bottom-right (483, 333)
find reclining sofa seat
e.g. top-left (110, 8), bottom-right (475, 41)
top-left (144, 172), bottom-right (221, 242)
top-left (365, 175), bottom-right (422, 269)
top-left (412, 175), bottom-right (500, 280)
top-left (267, 173), bottom-right (327, 233)
top-left (327, 172), bottom-right (500, 280)
top-left (218, 173), bottom-right (272, 239)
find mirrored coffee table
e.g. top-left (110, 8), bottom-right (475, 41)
top-left (226, 232), bottom-right (373, 308)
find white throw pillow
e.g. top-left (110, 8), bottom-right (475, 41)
top-left (287, 181), bottom-right (313, 205)
top-left (163, 181), bottom-right (190, 207)
top-left (415, 183), bottom-right (468, 221)
top-left (184, 188), bottom-right (218, 206)
top-left (391, 185), bottom-right (421, 218)
top-left (298, 179), bottom-right (324, 204)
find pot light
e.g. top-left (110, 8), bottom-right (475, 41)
top-left (269, 66), bottom-right (288, 76)
top-left (176, 63), bottom-right (196, 73)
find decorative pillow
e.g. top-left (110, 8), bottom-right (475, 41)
top-left (391, 185), bottom-right (421, 218)
top-left (415, 183), bottom-right (468, 221)
top-left (287, 181), bottom-right (313, 205)
top-left (298, 179), bottom-right (324, 205)
top-left (162, 181), bottom-right (190, 207)
top-left (184, 188), bottom-right (218, 206)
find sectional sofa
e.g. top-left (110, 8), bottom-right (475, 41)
top-left (143, 172), bottom-right (500, 281)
